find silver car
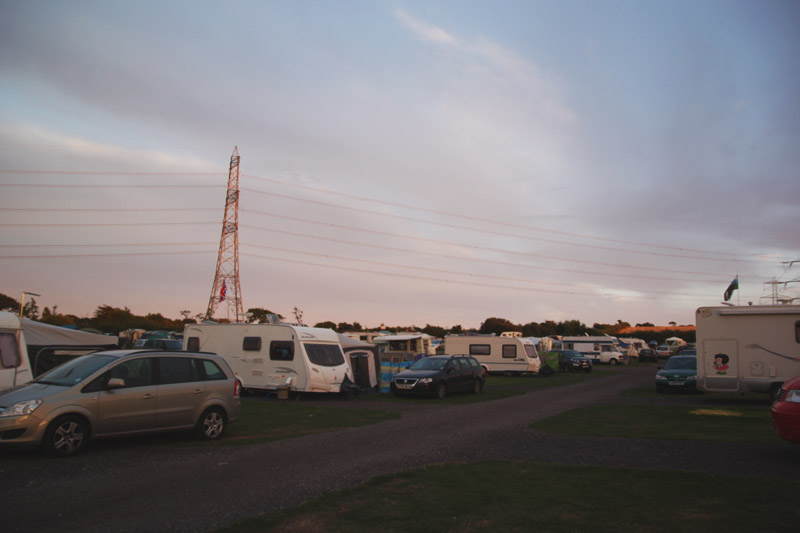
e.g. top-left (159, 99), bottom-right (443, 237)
top-left (0, 350), bottom-right (240, 456)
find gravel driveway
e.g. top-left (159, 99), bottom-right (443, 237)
top-left (1, 365), bottom-right (797, 532)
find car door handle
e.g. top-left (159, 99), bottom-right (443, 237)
top-left (143, 393), bottom-right (154, 400)
top-left (192, 389), bottom-right (203, 394)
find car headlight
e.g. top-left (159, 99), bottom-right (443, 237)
top-left (785, 390), bottom-right (800, 403)
top-left (0, 399), bottom-right (42, 417)
top-left (655, 375), bottom-right (667, 381)
top-left (418, 378), bottom-right (433, 384)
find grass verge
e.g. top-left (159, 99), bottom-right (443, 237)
top-left (216, 460), bottom-right (799, 532)
top-left (198, 399), bottom-right (400, 446)
top-left (531, 404), bottom-right (782, 445)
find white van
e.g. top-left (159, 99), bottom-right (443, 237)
top-left (0, 311), bottom-right (33, 392)
top-left (443, 335), bottom-right (541, 375)
top-left (183, 323), bottom-right (353, 394)
top-left (557, 336), bottom-right (628, 365)
top-left (696, 305), bottom-right (800, 399)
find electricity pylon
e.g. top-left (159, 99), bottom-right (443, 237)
top-left (206, 147), bottom-right (244, 321)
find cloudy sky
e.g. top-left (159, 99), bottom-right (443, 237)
top-left (1, 0), bottom-right (798, 330)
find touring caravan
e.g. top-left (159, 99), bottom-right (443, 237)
top-left (183, 323), bottom-right (353, 394)
top-left (696, 305), bottom-right (800, 399)
top-left (1, 312), bottom-right (118, 392)
top-left (443, 335), bottom-right (541, 375)
top-left (0, 312), bottom-right (33, 391)
top-left (557, 336), bottom-right (628, 365)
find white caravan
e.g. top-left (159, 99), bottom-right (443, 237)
top-left (443, 335), bottom-right (541, 375)
top-left (558, 336), bottom-right (628, 365)
top-left (183, 323), bottom-right (353, 394)
top-left (696, 305), bottom-right (800, 399)
top-left (0, 312), bottom-right (33, 391)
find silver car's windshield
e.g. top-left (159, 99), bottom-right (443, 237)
top-left (35, 354), bottom-right (117, 386)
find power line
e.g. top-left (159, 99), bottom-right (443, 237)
top-left (240, 172), bottom-right (760, 259)
top-left (239, 187), bottom-right (773, 265)
top-left (239, 208), bottom-right (741, 278)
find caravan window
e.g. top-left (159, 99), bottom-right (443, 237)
top-left (243, 337), bottom-right (262, 351)
top-left (796, 321), bottom-right (800, 344)
top-left (502, 345), bottom-right (517, 359)
top-left (469, 344), bottom-right (491, 356)
top-left (186, 337), bottom-right (200, 352)
top-left (0, 332), bottom-right (21, 368)
top-left (304, 343), bottom-right (345, 367)
top-left (270, 341), bottom-right (294, 361)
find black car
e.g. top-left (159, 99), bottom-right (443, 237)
top-left (551, 349), bottom-right (593, 373)
top-left (638, 348), bottom-right (657, 362)
top-left (390, 355), bottom-right (485, 399)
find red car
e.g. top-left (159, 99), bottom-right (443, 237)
top-left (771, 375), bottom-right (800, 444)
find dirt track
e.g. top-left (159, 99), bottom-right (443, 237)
top-left (1, 365), bottom-right (797, 532)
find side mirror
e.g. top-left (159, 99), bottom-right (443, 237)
top-left (108, 377), bottom-right (126, 388)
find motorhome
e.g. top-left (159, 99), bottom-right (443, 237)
top-left (443, 334), bottom-right (541, 375)
top-left (372, 334), bottom-right (436, 359)
top-left (557, 336), bottom-right (628, 365)
top-left (696, 305), bottom-right (800, 400)
top-left (183, 323), bottom-right (353, 394)
top-left (0, 311), bottom-right (33, 391)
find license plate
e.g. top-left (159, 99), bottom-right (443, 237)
top-left (396, 384), bottom-right (413, 390)
top-left (668, 381), bottom-right (685, 386)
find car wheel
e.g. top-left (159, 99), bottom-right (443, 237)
top-left (196, 407), bottom-right (227, 440)
top-left (473, 379), bottom-right (483, 394)
top-left (436, 382), bottom-right (447, 399)
top-left (43, 415), bottom-right (88, 457)
top-left (609, 358), bottom-right (618, 366)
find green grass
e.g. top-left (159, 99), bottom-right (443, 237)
top-left (531, 404), bottom-right (783, 444)
top-left (216, 461), bottom-right (800, 532)
top-left (198, 399), bottom-right (400, 446)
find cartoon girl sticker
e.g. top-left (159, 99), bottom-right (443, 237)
top-left (713, 353), bottom-right (729, 375)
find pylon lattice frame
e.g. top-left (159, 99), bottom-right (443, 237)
top-left (206, 147), bottom-right (244, 321)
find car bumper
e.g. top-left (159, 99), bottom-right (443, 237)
top-left (0, 413), bottom-right (49, 447)
top-left (771, 402), bottom-right (800, 444)
top-left (656, 380), bottom-right (697, 392)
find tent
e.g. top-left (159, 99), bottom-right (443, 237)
top-left (23, 318), bottom-right (119, 377)
top-left (337, 334), bottom-right (381, 392)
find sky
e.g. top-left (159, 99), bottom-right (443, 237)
top-left (1, 0), bottom-right (798, 330)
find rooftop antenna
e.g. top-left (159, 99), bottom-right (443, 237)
top-left (205, 147), bottom-right (244, 322)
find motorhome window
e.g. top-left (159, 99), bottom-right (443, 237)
top-left (469, 344), bottom-right (491, 356)
top-left (565, 343), bottom-right (574, 350)
top-left (243, 337), bottom-right (262, 351)
top-left (186, 337), bottom-right (200, 352)
top-left (0, 332), bottom-right (21, 368)
top-left (796, 321), bottom-right (800, 343)
top-left (304, 343), bottom-right (345, 367)
top-left (158, 357), bottom-right (199, 384)
top-left (594, 344), bottom-right (600, 351)
top-left (200, 359), bottom-right (226, 380)
top-left (388, 340), bottom-right (409, 351)
top-left (502, 345), bottom-right (517, 359)
top-left (270, 341), bottom-right (294, 361)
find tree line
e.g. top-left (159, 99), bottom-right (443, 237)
top-left (0, 293), bottom-right (694, 344)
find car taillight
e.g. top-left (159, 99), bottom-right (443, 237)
top-left (233, 380), bottom-right (241, 398)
